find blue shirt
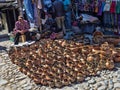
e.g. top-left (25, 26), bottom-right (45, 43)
top-left (63, 0), bottom-right (71, 11)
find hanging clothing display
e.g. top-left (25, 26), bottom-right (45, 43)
top-left (95, 1), bottom-right (99, 13)
top-left (74, 0), bottom-right (120, 28)
top-left (38, 0), bottom-right (42, 9)
top-left (97, 0), bottom-right (105, 16)
top-left (103, 12), bottom-right (111, 27)
top-left (110, 1), bottom-right (116, 13)
top-left (22, 0), bottom-right (120, 30)
top-left (116, 1), bottom-right (120, 14)
top-left (103, 1), bottom-right (111, 12)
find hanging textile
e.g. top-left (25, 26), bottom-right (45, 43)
top-left (103, 1), bottom-right (111, 12)
top-left (103, 12), bottom-right (111, 27)
top-left (116, 1), bottom-right (120, 14)
top-left (38, 0), bottom-right (42, 9)
top-left (118, 14), bottom-right (120, 33)
top-left (95, 1), bottom-right (99, 13)
top-left (97, 1), bottom-right (105, 16)
top-left (23, 0), bottom-right (34, 22)
top-left (110, 1), bottom-right (116, 13)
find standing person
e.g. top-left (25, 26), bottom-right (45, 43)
top-left (62, 0), bottom-right (72, 30)
top-left (52, 0), bottom-right (66, 34)
top-left (14, 15), bottom-right (31, 45)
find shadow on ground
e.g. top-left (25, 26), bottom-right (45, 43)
top-left (114, 63), bottom-right (120, 68)
top-left (0, 46), bottom-right (7, 52)
top-left (0, 35), bottom-right (9, 42)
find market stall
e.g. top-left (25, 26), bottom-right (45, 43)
top-left (72, 0), bottom-right (120, 33)
top-left (8, 0), bottom-right (120, 88)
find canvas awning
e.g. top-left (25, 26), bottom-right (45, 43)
top-left (0, 0), bottom-right (17, 9)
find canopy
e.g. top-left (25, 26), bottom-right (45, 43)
top-left (0, 0), bottom-right (16, 9)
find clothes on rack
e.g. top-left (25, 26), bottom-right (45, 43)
top-left (76, 0), bottom-right (120, 13)
top-left (103, 11), bottom-right (111, 27)
top-left (110, 1), bottom-right (116, 13)
top-left (116, 1), bottom-right (120, 14)
top-left (73, 0), bottom-right (120, 28)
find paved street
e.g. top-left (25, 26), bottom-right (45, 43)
top-left (0, 38), bottom-right (120, 90)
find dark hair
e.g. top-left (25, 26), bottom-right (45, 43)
top-left (18, 15), bottom-right (24, 19)
top-left (51, 0), bottom-right (55, 2)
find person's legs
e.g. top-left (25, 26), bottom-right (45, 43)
top-left (65, 11), bottom-right (72, 30)
top-left (24, 31), bottom-right (31, 41)
top-left (56, 17), bottom-right (61, 29)
top-left (14, 32), bottom-right (21, 45)
top-left (61, 16), bottom-right (65, 34)
top-left (103, 12), bottom-right (107, 27)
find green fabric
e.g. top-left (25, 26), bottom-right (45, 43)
top-left (116, 1), bottom-right (120, 14)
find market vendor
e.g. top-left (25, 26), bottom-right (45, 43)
top-left (13, 15), bottom-right (31, 45)
top-left (52, 0), bottom-right (65, 34)
top-left (62, 0), bottom-right (72, 30)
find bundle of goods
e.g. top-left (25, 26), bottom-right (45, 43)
top-left (103, 35), bottom-right (120, 46)
top-left (103, 38), bottom-right (120, 46)
top-left (8, 39), bottom-right (120, 88)
top-left (93, 30), bottom-right (103, 44)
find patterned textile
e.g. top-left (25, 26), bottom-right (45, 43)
top-left (14, 20), bottom-right (30, 32)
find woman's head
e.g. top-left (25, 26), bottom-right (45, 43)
top-left (18, 15), bottom-right (24, 22)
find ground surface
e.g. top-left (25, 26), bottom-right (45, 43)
top-left (0, 38), bottom-right (120, 90)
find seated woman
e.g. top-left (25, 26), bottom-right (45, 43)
top-left (13, 15), bottom-right (31, 45)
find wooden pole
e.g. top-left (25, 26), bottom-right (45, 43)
top-left (13, 7), bottom-right (16, 22)
top-left (17, 0), bottom-right (23, 16)
top-left (35, 0), bottom-right (42, 31)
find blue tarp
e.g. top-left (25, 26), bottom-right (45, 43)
top-left (23, 0), bottom-right (34, 22)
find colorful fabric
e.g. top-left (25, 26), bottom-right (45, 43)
top-left (110, 1), bottom-right (116, 13)
top-left (116, 1), bottom-right (120, 14)
top-left (63, 0), bottom-right (71, 12)
top-left (14, 20), bottom-right (30, 31)
top-left (38, 0), bottom-right (42, 9)
top-left (103, 2), bottom-right (111, 12)
top-left (103, 12), bottom-right (111, 26)
top-left (98, 1), bottom-right (105, 16)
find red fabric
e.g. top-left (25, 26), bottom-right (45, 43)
top-left (72, 21), bottom-right (78, 26)
top-left (110, 1), bottom-right (116, 13)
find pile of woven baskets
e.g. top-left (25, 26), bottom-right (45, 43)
top-left (8, 39), bottom-right (120, 88)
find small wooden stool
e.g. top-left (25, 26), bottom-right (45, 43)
top-left (19, 34), bottom-right (26, 42)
